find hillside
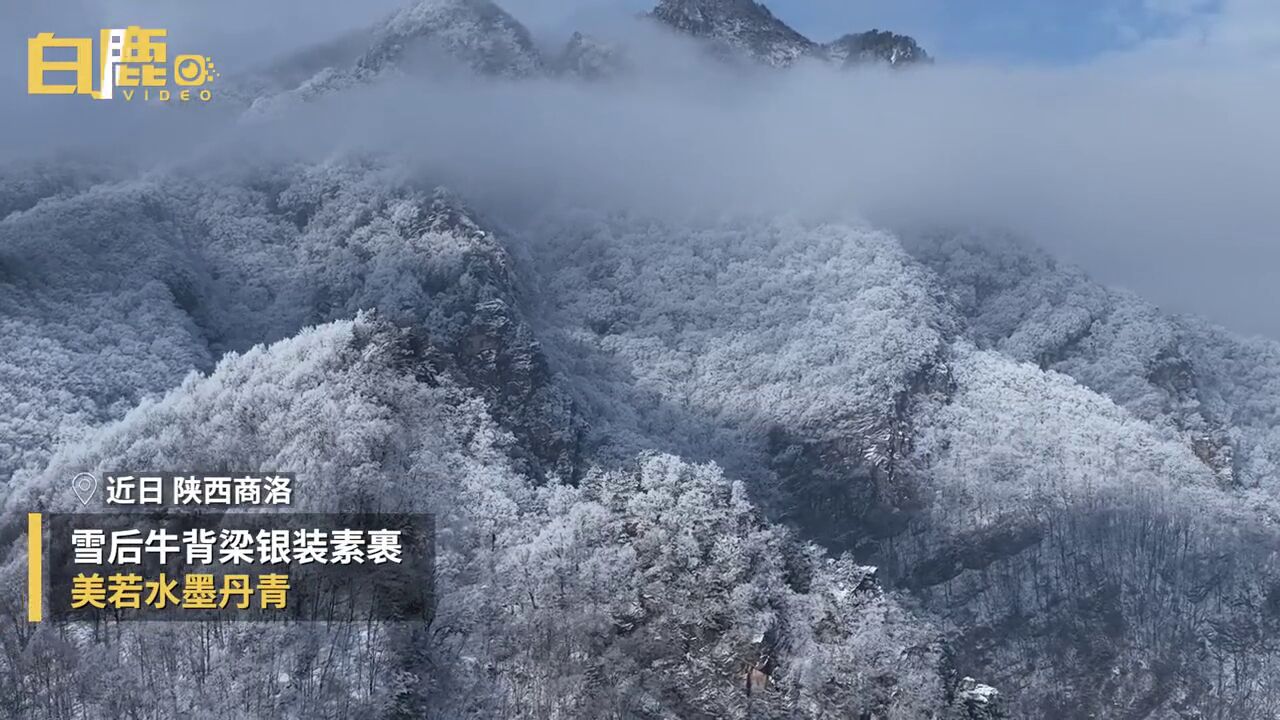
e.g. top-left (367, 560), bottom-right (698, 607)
top-left (2, 0), bottom-right (1278, 718)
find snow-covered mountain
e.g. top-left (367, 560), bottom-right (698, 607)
top-left (0, 157), bottom-right (1002, 719)
top-left (649, 0), bottom-right (817, 67)
top-left (825, 30), bottom-right (931, 67)
top-left (650, 0), bottom-right (930, 68)
top-left (8, 146), bottom-right (1280, 717)
top-left (241, 0), bottom-right (541, 113)
top-left (355, 0), bottom-right (541, 78)
top-left (242, 0), bottom-right (929, 112)
top-left (3, 0), bottom-right (1278, 718)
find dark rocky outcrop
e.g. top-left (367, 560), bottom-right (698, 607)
top-left (650, 0), bottom-right (929, 69)
top-left (824, 30), bottom-right (932, 67)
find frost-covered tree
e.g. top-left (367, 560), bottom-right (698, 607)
top-left (1, 316), bottom-right (968, 719)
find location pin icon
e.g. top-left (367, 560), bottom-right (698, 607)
top-left (72, 472), bottom-right (97, 506)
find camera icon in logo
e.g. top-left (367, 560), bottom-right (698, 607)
top-left (174, 54), bottom-right (218, 86)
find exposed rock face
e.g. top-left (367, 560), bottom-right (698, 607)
top-left (767, 351), bottom-right (955, 555)
top-left (651, 0), bottom-right (816, 67)
top-left (957, 677), bottom-right (1005, 719)
top-left (650, 0), bottom-right (930, 69)
top-left (402, 189), bottom-right (586, 481)
top-left (824, 30), bottom-right (931, 67)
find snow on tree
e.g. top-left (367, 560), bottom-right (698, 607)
top-left (0, 316), bottom-right (966, 718)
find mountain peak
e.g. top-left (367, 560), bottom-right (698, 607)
top-left (650, 0), bottom-right (816, 67)
top-left (241, 0), bottom-right (542, 114)
top-left (358, 0), bottom-right (542, 78)
top-left (824, 29), bottom-right (931, 67)
top-left (650, 0), bottom-right (930, 70)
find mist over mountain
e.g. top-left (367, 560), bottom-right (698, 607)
top-left (3, 0), bottom-right (1280, 718)
top-left (235, 0), bottom-right (930, 111)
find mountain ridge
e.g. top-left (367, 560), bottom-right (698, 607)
top-left (649, 0), bottom-right (930, 68)
top-left (6, 146), bottom-right (1280, 715)
top-left (240, 0), bottom-right (931, 112)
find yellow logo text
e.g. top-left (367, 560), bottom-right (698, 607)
top-left (28, 27), bottom-right (218, 102)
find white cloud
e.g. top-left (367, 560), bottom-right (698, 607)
top-left (6, 1), bottom-right (1280, 338)
top-left (1128, 0), bottom-right (1280, 61)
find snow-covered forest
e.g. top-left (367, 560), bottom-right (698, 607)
top-left (3, 0), bottom-right (1280, 718)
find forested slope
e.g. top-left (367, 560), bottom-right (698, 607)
top-left (2, 0), bottom-right (1279, 717)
